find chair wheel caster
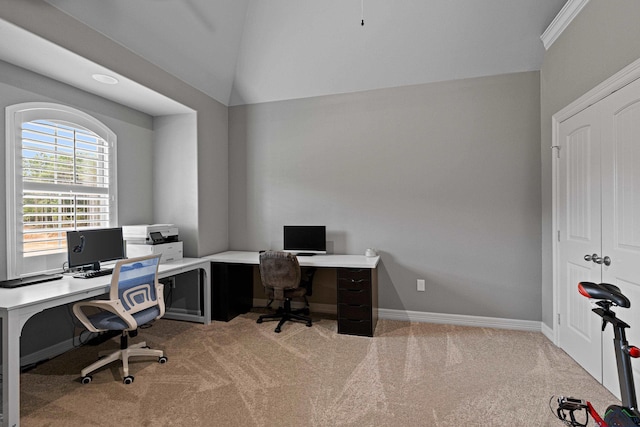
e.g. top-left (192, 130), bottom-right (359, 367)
top-left (123, 375), bottom-right (134, 384)
top-left (306, 321), bottom-right (312, 327)
top-left (256, 318), bottom-right (263, 324)
top-left (158, 356), bottom-right (168, 364)
top-left (274, 327), bottom-right (281, 333)
top-left (81, 375), bottom-right (92, 384)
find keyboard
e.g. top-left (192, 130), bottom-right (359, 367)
top-left (73, 268), bottom-right (114, 279)
top-left (0, 274), bottom-right (63, 289)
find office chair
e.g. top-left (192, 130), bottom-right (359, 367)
top-left (256, 251), bottom-right (313, 333)
top-left (72, 254), bottom-right (167, 384)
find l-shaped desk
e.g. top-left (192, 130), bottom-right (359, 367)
top-left (0, 258), bottom-right (210, 427)
top-left (204, 251), bottom-right (381, 337)
top-left (1, 252), bottom-right (379, 426)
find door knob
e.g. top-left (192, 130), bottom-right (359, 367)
top-left (592, 255), bottom-right (612, 266)
top-left (584, 254), bottom-right (593, 262)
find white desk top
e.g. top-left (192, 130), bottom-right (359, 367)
top-left (0, 257), bottom-right (208, 311)
top-left (204, 251), bottom-right (380, 269)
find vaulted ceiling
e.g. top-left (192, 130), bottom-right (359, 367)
top-left (32, 0), bottom-right (567, 107)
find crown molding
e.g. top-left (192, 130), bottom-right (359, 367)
top-left (541, 0), bottom-right (590, 50)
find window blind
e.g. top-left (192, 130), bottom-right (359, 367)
top-left (21, 120), bottom-right (111, 256)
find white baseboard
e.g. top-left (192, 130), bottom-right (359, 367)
top-left (253, 298), bottom-right (337, 315)
top-left (378, 308), bottom-right (542, 332)
top-left (165, 307), bottom-right (201, 316)
top-left (252, 300), bottom-right (542, 332)
top-left (541, 322), bottom-right (555, 343)
top-left (21, 337), bottom-right (79, 368)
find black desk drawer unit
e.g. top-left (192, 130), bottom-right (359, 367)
top-left (337, 267), bottom-right (378, 337)
top-left (210, 262), bottom-right (253, 321)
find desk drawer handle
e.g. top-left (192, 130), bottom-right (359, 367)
top-left (346, 288), bottom-right (365, 293)
top-left (350, 279), bottom-right (366, 283)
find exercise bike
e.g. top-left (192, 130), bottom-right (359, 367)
top-left (554, 281), bottom-right (640, 426)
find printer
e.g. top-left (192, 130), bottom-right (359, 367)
top-left (122, 224), bottom-right (179, 245)
top-left (122, 224), bottom-right (182, 263)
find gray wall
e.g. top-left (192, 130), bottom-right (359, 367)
top-left (0, 60), bottom-right (155, 279)
top-left (14, 0), bottom-right (639, 337)
top-left (153, 114), bottom-right (199, 255)
top-left (0, 0), bottom-right (229, 359)
top-left (230, 71), bottom-right (542, 321)
top-left (540, 1), bottom-right (640, 328)
top-left (0, 0), bottom-right (230, 258)
top-left (0, 59), bottom-right (156, 356)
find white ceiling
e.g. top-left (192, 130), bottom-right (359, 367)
top-left (231, 0), bottom-right (568, 105)
top-left (0, 19), bottom-right (193, 116)
top-left (43, 0), bottom-right (251, 107)
top-left (6, 0), bottom-right (567, 111)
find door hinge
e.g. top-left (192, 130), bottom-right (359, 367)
top-left (551, 145), bottom-right (561, 158)
top-left (557, 313), bottom-right (561, 325)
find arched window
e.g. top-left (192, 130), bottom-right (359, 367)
top-left (5, 103), bottom-right (117, 278)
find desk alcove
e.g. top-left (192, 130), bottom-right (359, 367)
top-left (204, 251), bottom-right (380, 337)
top-left (0, 258), bottom-right (210, 427)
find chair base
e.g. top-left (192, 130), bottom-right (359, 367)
top-left (257, 298), bottom-right (312, 333)
top-left (80, 336), bottom-right (165, 381)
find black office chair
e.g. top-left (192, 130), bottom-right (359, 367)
top-left (72, 254), bottom-right (167, 384)
top-left (256, 251), bottom-right (314, 333)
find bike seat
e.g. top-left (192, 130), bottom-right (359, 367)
top-left (578, 281), bottom-right (630, 308)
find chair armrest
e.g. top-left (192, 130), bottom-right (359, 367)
top-left (156, 282), bottom-right (165, 318)
top-left (73, 299), bottom-right (138, 332)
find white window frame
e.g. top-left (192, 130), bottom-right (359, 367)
top-left (5, 102), bottom-right (118, 278)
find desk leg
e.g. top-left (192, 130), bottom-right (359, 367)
top-left (159, 262), bottom-right (211, 325)
top-left (2, 312), bottom-right (20, 427)
top-left (201, 263), bottom-right (211, 325)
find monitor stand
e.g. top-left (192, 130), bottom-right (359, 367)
top-left (296, 253), bottom-right (316, 257)
top-left (81, 262), bottom-right (101, 272)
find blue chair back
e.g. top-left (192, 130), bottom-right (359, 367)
top-left (110, 254), bottom-right (162, 315)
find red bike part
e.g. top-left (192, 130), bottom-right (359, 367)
top-left (587, 401), bottom-right (608, 427)
top-left (578, 283), bottom-right (591, 298)
top-left (628, 346), bottom-right (640, 358)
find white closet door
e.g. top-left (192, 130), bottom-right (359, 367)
top-left (600, 76), bottom-right (640, 397)
top-left (558, 103), bottom-right (603, 380)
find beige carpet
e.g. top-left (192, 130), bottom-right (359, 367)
top-left (20, 313), bottom-right (617, 426)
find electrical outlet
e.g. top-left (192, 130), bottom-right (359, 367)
top-left (417, 279), bottom-right (425, 292)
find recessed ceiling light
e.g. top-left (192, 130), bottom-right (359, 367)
top-left (91, 74), bottom-right (119, 85)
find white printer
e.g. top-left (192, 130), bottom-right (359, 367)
top-left (122, 224), bottom-right (179, 245)
top-left (122, 224), bottom-right (182, 263)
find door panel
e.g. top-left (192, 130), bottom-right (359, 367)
top-left (601, 77), bottom-right (640, 396)
top-left (558, 104), bottom-right (603, 380)
top-left (567, 262), bottom-right (597, 341)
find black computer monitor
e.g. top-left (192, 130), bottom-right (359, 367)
top-left (283, 225), bottom-right (326, 255)
top-left (66, 227), bottom-right (125, 271)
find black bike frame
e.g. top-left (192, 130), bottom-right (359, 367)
top-left (594, 306), bottom-right (639, 413)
